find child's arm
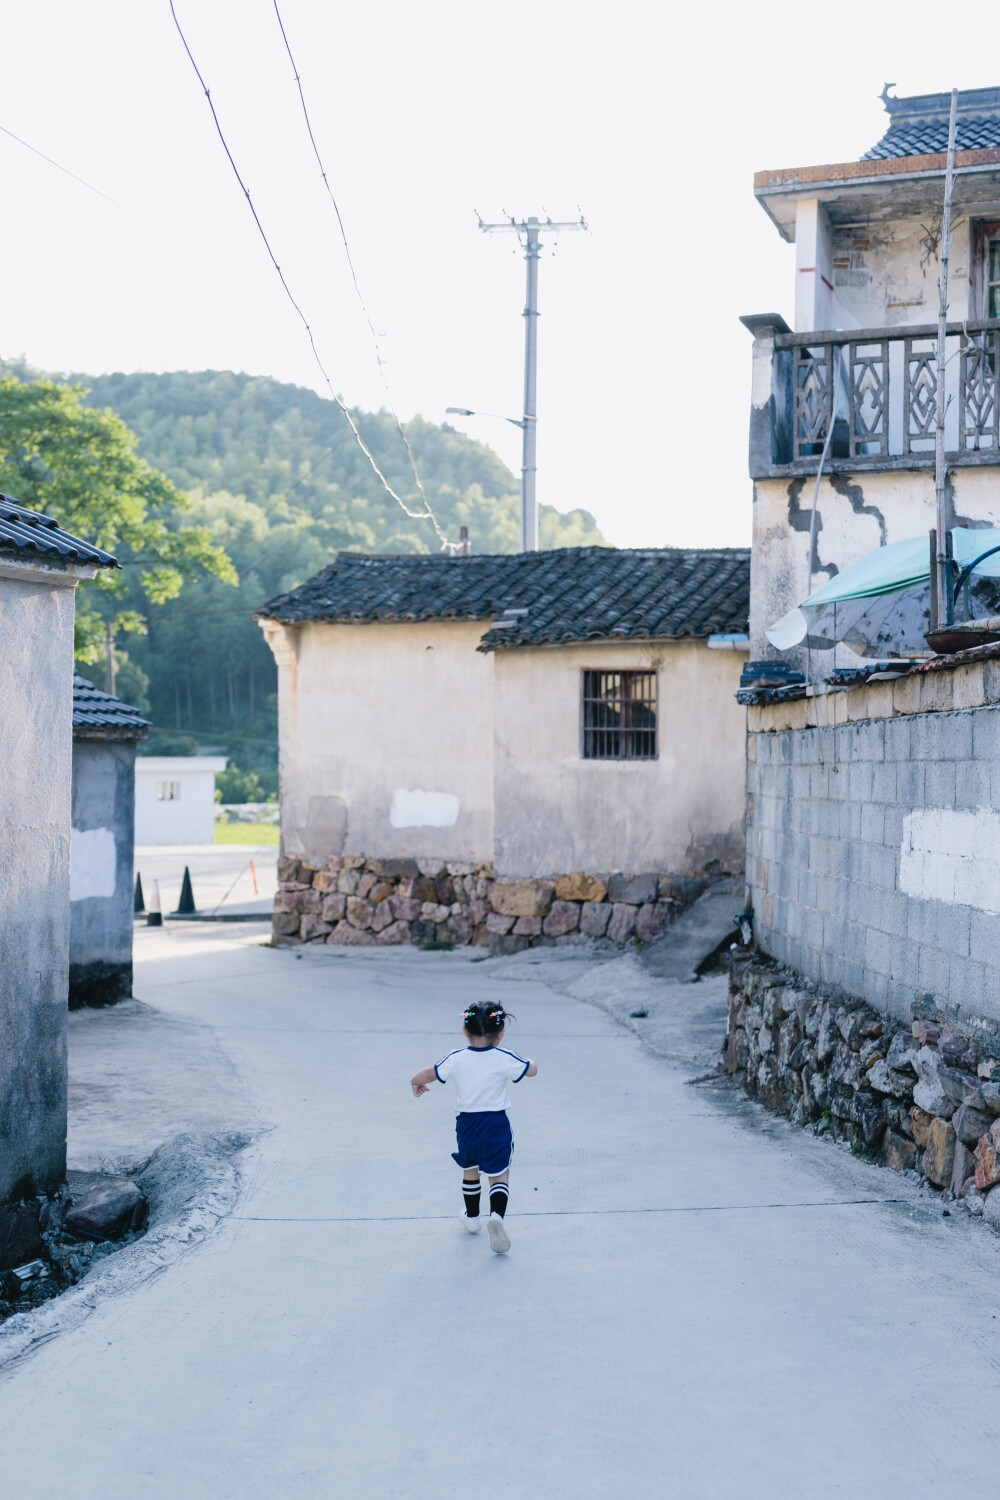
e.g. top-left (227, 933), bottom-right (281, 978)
top-left (411, 1066), bottom-right (437, 1097)
top-left (524, 1061), bottom-right (538, 1077)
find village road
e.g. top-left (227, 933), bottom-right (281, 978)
top-left (2, 925), bottom-right (1000, 1498)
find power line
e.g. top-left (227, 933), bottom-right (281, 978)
top-left (168, 2), bottom-right (456, 553)
top-left (0, 122), bottom-right (136, 216)
top-left (269, 0), bottom-right (431, 519)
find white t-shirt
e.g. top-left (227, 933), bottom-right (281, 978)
top-left (434, 1044), bottom-right (530, 1112)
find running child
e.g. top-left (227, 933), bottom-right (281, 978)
top-left (411, 1002), bottom-right (537, 1255)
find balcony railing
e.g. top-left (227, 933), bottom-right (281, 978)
top-left (751, 318), bottom-right (1000, 476)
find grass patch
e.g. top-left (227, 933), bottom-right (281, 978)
top-left (214, 821), bottom-right (280, 846)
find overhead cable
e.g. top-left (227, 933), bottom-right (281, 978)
top-left (269, 0), bottom-right (432, 518)
top-left (168, 1), bottom-right (456, 551)
top-left (0, 123), bottom-right (136, 216)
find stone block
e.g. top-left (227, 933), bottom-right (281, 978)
top-left (312, 869), bottom-right (340, 893)
top-left (420, 902), bottom-right (451, 923)
top-left (468, 899), bottom-right (489, 925)
top-left (321, 893), bottom-right (346, 923)
top-left (277, 856), bottom-right (302, 883)
top-left (513, 915), bottom-right (543, 936)
top-left (376, 920), bottom-right (411, 945)
top-left (866, 1059), bottom-right (913, 1097)
top-left (543, 901), bottom-right (580, 937)
top-left (953, 1103), bottom-right (993, 1147)
top-left (983, 1185), bottom-right (1000, 1229)
top-left (282, 887), bottom-right (322, 915)
top-left (555, 873), bottom-right (607, 903)
top-left (490, 933), bottom-right (532, 956)
top-left (922, 1118), bottom-right (956, 1186)
top-left (635, 901), bottom-right (673, 943)
top-left (346, 897), bottom-right (374, 930)
top-left (272, 912), bottom-right (300, 936)
top-left (446, 913), bottom-right (474, 944)
top-left (66, 1180), bottom-right (146, 1241)
top-left (369, 881), bottom-right (394, 905)
top-left (389, 895), bottom-right (422, 922)
top-left (410, 876), bottom-right (442, 904)
top-left (435, 875), bottom-right (457, 906)
top-left (909, 1107), bottom-right (936, 1148)
top-left (370, 901), bottom-right (394, 933)
top-left (489, 879), bottom-right (555, 918)
top-left (487, 912), bottom-right (515, 935)
top-left (606, 873), bottom-right (658, 905)
top-left (606, 903), bottom-right (637, 944)
top-left (974, 1123), bottom-right (1000, 1189)
top-left (356, 873), bottom-right (376, 899)
top-left (912, 1047), bottom-right (953, 1116)
top-left (471, 923), bottom-right (490, 947)
top-left (377, 858), bottom-right (420, 880)
top-left (882, 1131), bottom-right (918, 1173)
top-left (300, 914), bottom-right (333, 941)
top-left (327, 921), bottom-right (376, 946)
top-left (580, 901), bottom-right (611, 937)
top-left (415, 857), bottom-right (445, 876)
top-left (326, 855), bottom-right (345, 870)
top-left (951, 1140), bottom-right (975, 1196)
top-left (659, 875), bottom-right (709, 903)
top-left (337, 870), bottom-right (361, 896)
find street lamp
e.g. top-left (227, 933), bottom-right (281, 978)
top-left (445, 406), bottom-right (525, 430)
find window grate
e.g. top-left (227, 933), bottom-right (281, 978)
top-left (582, 670), bottom-right (657, 760)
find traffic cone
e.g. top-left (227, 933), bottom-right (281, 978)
top-left (175, 866), bottom-right (196, 915)
top-left (147, 879), bottom-right (163, 927)
top-left (134, 872), bottom-right (145, 914)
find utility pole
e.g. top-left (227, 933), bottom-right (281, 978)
top-left (105, 620), bottom-right (115, 697)
top-left (933, 88), bottom-right (959, 629)
top-left (477, 213), bottom-right (587, 551)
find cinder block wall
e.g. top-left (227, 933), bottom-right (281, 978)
top-left (747, 658), bottom-right (1000, 1030)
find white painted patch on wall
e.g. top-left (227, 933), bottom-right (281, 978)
top-left (70, 826), bottom-right (117, 901)
top-left (390, 789), bottom-right (460, 829)
top-left (899, 809), bottom-right (1000, 913)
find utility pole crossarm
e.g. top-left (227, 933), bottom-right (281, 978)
top-left (476, 213), bottom-right (587, 551)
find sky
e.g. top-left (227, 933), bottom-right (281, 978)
top-left (1, 2), bottom-right (996, 550)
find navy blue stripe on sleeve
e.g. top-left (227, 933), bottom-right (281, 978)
top-left (513, 1059), bottom-right (530, 1082)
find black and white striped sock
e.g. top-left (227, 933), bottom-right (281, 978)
top-left (462, 1179), bottom-right (481, 1217)
top-left (489, 1183), bottom-right (509, 1219)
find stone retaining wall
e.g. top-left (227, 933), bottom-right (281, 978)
top-left (726, 956), bottom-right (1000, 1227)
top-left (273, 854), bottom-right (707, 952)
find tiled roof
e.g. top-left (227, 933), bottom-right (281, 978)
top-left (863, 85), bottom-right (1000, 161)
top-left (0, 495), bottom-right (118, 569)
top-left (73, 673), bottom-right (150, 740)
top-left (256, 547), bottom-right (751, 650)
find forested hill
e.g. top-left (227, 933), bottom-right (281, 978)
top-left (77, 368), bottom-right (603, 556)
top-left (7, 364), bottom-right (603, 792)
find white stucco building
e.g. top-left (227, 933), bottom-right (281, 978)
top-left (0, 496), bottom-right (117, 1254)
top-left (257, 547), bottom-right (750, 903)
top-left (135, 755), bottom-right (227, 845)
top-left (743, 84), bottom-right (1000, 669)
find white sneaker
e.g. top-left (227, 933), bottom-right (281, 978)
top-left (487, 1212), bottom-right (510, 1254)
top-left (462, 1214), bottom-right (482, 1234)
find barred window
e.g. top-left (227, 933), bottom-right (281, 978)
top-left (582, 670), bottom-right (657, 760)
top-left (156, 781), bottom-right (181, 801)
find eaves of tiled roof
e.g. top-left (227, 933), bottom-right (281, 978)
top-left (73, 673), bottom-right (150, 740)
top-left (0, 495), bottom-right (119, 569)
top-left (256, 547), bottom-right (751, 652)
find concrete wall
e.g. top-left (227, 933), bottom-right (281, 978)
top-left (135, 757), bottom-right (227, 845)
top-left (492, 639), bottom-right (746, 876)
top-left (0, 564), bottom-right (77, 1206)
top-left (747, 656), bottom-right (1000, 1032)
top-left (749, 468), bottom-right (1000, 665)
top-left (70, 739), bottom-right (137, 1008)
top-left (261, 619), bottom-right (495, 864)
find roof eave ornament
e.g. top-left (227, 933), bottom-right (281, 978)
top-left (881, 82), bottom-right (897, 112)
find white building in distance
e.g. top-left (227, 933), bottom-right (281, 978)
top-left (135, 755), bottom-right (228, 845)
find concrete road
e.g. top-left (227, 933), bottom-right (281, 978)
top-left (3, 925), bottom-right (1000, 1498)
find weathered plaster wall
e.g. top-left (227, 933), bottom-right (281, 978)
top-left (70, 740), bottom-right (137, 1008)
top-left (262, 619), bottom-right (495, 863)
top-left (829, 215), bottom-right (971, 330)
top-left (747, 658), bottom-right (1000, 1032)
top-left (0, 570), bottom-right (76, 1204)
top-left (750, 468), bottom-right (1000, 664)
top-left (492, 639), bottom-right (746, 877)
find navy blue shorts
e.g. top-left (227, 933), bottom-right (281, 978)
top-left (451, 1111), bottom-right (513, 1175)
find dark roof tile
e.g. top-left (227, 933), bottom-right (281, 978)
top-left (862, 85), bottom-right (1000, 161)
top-left (256, 547), bottom-right (750, 650)
top-left (73, 673), bottom-right (150, 740)
top-left (0, 495), bottom-right (118, 569)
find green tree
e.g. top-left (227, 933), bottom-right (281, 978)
top-left (0, 376), bottom-right (237, 663)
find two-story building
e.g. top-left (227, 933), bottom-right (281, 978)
top-left (744, 85), bottom-right (1000, 667)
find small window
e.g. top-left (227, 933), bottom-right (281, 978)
top-left (989, 236), bottom-right (1000, 319)
top-left (156, 781), bottom-right (181, 801)
top-left (582, 670), bottom-right (657, 760)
